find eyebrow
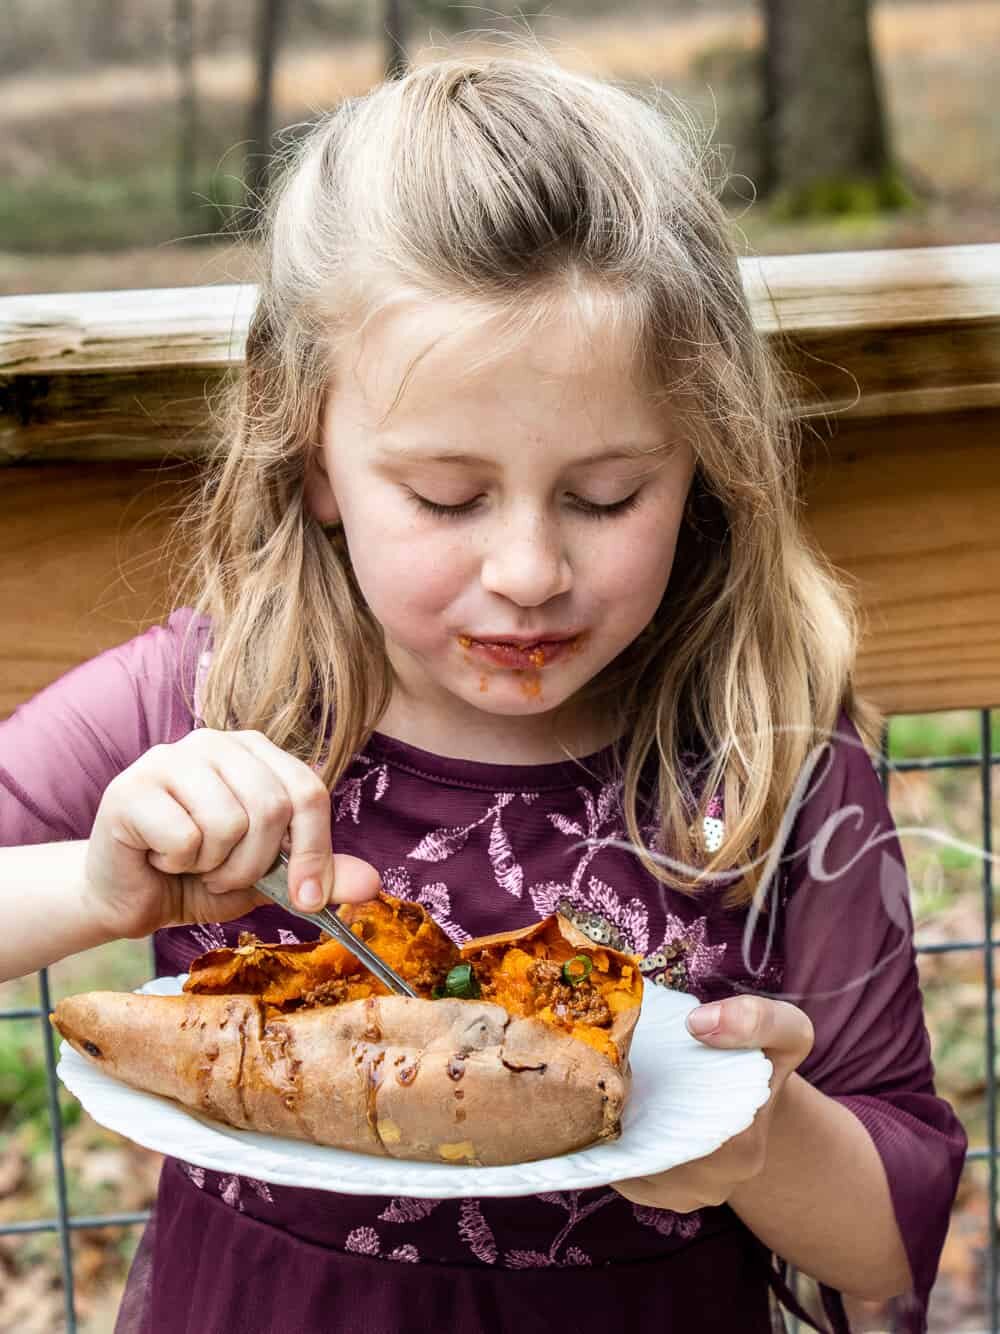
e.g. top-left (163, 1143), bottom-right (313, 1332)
top-left (374, 443), bottom-right (664, 466)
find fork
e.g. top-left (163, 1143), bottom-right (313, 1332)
top-left (254, 852), bottom-right (418, 998)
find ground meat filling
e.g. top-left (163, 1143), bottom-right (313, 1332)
top-left (523, 959), bottom-right (612, 1027)
top-left (395, 903), bottom-right (427, 933)
top-left (406, 961), bottom-right (449, 993)
top-left (296, 977), bottom-right (357, 1009)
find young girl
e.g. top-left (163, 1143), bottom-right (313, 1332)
top-left (1, 52), bottom-right (965, 1334)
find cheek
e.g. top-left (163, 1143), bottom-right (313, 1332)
top-left (345, 516), bottom-right (470, 624)
top-left (588, 512), bottom-right (683, 612)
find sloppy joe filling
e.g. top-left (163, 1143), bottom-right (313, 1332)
top-left (183, 892), bottom-right (641, 1062)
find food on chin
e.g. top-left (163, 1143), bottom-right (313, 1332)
top-left (52, 894), bottom-right (643, 1166)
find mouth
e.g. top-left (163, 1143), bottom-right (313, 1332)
top-left (457, 634), bottom-right (583, 669)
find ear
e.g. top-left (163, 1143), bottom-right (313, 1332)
top-left (303, 444), bottom-right (341, 525)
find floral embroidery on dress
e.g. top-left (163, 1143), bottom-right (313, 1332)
top-left (368, 1194), bottom-right (695, 1270)
top-left (219, 1173), bottom-right (274, 1211)
top-left (503, 1191), bottom-right (618, 1267)
top-left (527, 779), bottom-right (640, 926)
top-left (180, 1162), bottom-right (205, 1190)
top-left (379, 1197), bottom-right (441, 1224)
top-left (379, 868), bottom-right (471, 945)
top-left (179, 1163), bottom-right (275, 1212)
top-left (454, 1193), bottom-right (619, 1267)
top-left (517, 780), bottom-right (730, 994)
top-left (458, 1200), bottom-right (497, 1264)
top-left (188, 922), bottom-right (229, 955)
top-left (631, 1203), bottom-right (703, 1240)
top-left (334, 755), bottom-right (391, 824)
top-left (407, 792), bottom-right (524, 898)
top-left (345, 1227), bottom-right (420, 1262)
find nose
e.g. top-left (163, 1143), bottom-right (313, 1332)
top-left (479, 506), bottom-right (573, 606)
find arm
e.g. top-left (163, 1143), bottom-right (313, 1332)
top-left (0, 613), bottom-right (203, 983)
top-left (614, 707), bottom-right (966, 1325)
top-left (615, 994), bottom-right (912, 1304)
top-left (728, 1070), bottom-right (910, 1301)
top-left (0, 841), bottom-right (115, 983)
top-left (777, 711), bottom-right (968, 1321)
top-left (1, 615), bottom-right (381, 986)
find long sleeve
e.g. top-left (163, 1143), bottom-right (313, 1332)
top-left (776, 708), bottom-right (967, 1331)
top-left (0, 609), bottom-right (205, 846)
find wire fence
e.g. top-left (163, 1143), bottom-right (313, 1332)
top-left (3, 710), bottom-right (997, 1333)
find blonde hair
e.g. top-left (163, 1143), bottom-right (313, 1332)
top-left (184, 49), bottom-right (882, 910)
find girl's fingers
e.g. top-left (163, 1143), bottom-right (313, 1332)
top-left (228, 731), bottom-right (339, 909)
top-left (686, 996), bottom-right (815, 1064)
top-left (115, 787), bottom-right (205, 875)
top-left (129, 728), bottom-right (381, 913)
top-left (175, 744), bottom-right (294, 892)
top-left (322, 852), bottom-right (384, 905)
top-left (157, 766), bottom-right (251, 876)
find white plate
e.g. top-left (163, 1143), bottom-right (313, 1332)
top-left (56, 975), bottom-right (772, 1198)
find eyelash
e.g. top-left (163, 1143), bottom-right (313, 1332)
top-left (408, 491), bottom-right (644, 521)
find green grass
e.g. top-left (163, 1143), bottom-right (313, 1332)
top-left (0, 164), bottom-right (246, 253)
top-left (0, 1020), bottom-right (50, 1132)
top-left (888, 709), bottom-right (999, 761)
top-left (0, 937), bottom-right (151, 1137)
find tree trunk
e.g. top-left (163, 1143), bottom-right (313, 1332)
top-left (244, 0), bottom-right (287, 214)
top-left (174, 0), bottom-right (198, 223)
top-left (761, 0), bottom-right (898, 211)
top-left (90, 0), bottom-right (127, 62)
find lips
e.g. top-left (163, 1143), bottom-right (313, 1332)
top-left (457, 634), bottom-right (583, 670)
top-left (460, 634), bottom-right (577, 648)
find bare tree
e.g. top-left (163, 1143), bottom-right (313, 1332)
top-left (89, 0), bottom-right (127, 62)
top-left (761, 0), bottom-right (901, 211)
top-left (174, 0), bottom-right (198, 222)
top-left (244, 0), bottom-right (288, 214)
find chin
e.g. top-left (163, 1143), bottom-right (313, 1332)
top-left (456, 682), bottom-right (571, 717)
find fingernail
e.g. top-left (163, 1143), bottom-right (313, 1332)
top-left (686, 1003), bottom-right (721, 1036)
top-left (297, 878), bottom-right (323, 910)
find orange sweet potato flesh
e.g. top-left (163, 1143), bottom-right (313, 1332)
top-left (462, 915), bottom-right (642, 1067)
top-left (184, 892), bottom-right (643, 1067)
top-left (184, 894), bottom-right (459, 1009)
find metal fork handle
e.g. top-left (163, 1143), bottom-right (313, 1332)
top-left (256, 853), bottom-right (418, 998)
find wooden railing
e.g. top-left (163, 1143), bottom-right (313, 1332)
top-left (1, 244), bottom-right (999, 719)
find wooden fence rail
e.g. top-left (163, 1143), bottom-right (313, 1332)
top-left (1, 243), bottom-right (999, 718)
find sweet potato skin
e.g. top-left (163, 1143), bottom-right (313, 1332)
top-left (52, 990), bottom-right (629, 1166)
top-left (53, 899), bottom-right (643, 1165)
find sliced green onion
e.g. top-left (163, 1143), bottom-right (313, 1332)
top-left (562, 955), bottom-right (593, 987)
top-left (442, 963), bottom-right (480, 999)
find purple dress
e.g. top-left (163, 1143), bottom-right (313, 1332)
top-left (0, 610), bottom-right (967, 1333)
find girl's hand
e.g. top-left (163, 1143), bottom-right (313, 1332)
top-left (83, 729), bottom-right (381, 940)
top-left (611, 995), bottom-right (814, 1212)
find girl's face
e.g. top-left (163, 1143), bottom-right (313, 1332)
top-left (308, 295), bottom-right (696, 760)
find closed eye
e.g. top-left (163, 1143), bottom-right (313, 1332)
top-left (407, 491), bottom-right (644, 520)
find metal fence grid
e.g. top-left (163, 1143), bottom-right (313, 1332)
top-left (3, 709), bottom-right (997, 1333)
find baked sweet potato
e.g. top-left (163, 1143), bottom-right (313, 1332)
top-left (52, 894), bottom-right (643, 1166)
